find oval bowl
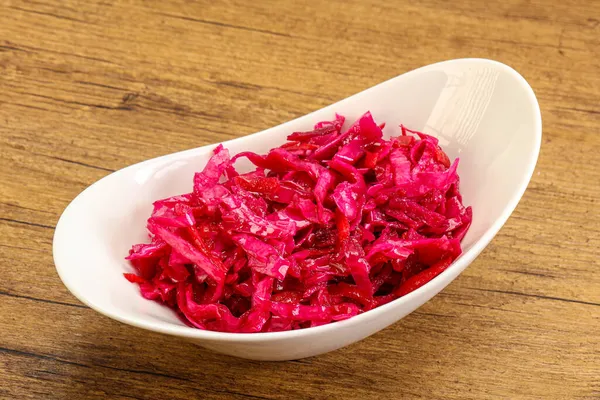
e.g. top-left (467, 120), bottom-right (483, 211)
top-left (53, 58), bottom-right (541, 361)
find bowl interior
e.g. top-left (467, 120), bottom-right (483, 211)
top-left (54, 59), bottom-right (540, 336)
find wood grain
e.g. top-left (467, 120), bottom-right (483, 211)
top-left (1, 0), bottom-right (599, 399)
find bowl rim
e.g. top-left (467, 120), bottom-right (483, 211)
top-left (53, 58), bottom-right (542, 342)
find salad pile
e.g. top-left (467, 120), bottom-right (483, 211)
top-left (124, 112), bottom-right (472, 332)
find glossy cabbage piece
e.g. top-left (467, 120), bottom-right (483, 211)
top-left (124, 112), bottom-right (472, 332)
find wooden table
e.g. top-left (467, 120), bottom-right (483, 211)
top-left (1, 1), bottom-right (599, 399)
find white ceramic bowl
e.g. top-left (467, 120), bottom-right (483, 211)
top-left (53, 59), bottom-right (541, 361)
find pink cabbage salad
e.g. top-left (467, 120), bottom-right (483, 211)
top-left (124, 112), bottom-right (472, 333)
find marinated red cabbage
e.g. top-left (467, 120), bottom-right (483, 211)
top-left (124, 112), bottom-right (472, 332)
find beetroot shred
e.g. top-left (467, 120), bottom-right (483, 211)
top-left (124, 112), bottom-right (472, 332)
